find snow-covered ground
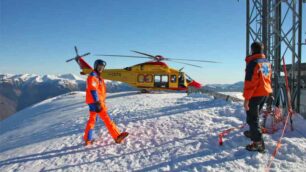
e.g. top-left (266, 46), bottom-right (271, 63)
top-left (219, 92), bottom-right (244, 100)
top-left (0, 91), bottom-right (305, 172)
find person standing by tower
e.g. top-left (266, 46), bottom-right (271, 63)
top-left (243, 42), bottom-right (273, 152)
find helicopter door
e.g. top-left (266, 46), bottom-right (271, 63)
top-left (154, 75), bottom-right (169, 88)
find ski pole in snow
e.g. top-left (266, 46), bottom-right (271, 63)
top-left (218, 123), bottom-right (247, 146)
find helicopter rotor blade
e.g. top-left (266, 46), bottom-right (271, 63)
top-left (131, 50), bottom-right (156, 58)
top-left (165, 58), bottom-right (221, 63)
top-left (167, 60), bottom-right (202, 68)
top-left (80, 52), bottom-right (91, 57)
top-left (96, 54), bottom-right (151, 59)
top-left (131, 50), bottom-right (220, 63)
top-left (66, 57), bottom-right (76, 63)
top-left (74, 46), bottom-right (79, 56)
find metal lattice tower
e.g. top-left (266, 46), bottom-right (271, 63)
top-left (246, 0), bottom-right (304, 113)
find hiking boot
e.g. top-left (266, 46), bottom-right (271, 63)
top-left (244, 130), bottom-right (251, 138)
top-left (115, 132), bottom-right (129, 144)
top-left (246, 141), bottom-right (265, 153)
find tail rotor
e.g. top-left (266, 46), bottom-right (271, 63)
top-left (66, 46), bottom-right (91, 63)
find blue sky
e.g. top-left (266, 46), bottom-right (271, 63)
top-left (0, 0), bottom-right (304, 84)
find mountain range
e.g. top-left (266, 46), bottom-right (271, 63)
top-left (0, 74), bottom-right (135, 120)
top-left (204, 81), bottom-right (244, 92)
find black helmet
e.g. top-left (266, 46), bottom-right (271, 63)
top-left (94, 59), bottom-right (106, 70)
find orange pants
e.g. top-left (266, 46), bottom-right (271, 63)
top-left (84, 110), bottom-right (120, 141)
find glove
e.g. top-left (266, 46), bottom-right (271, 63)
top-left (94, 101), bottom-right (102, 113)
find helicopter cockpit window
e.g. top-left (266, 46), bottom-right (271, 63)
top-left (185, 74), bottom-right (193, 83)
top-left (138, 74), bottom-right (144, 83)
top-left (170, 75), bottom-right (177, 83)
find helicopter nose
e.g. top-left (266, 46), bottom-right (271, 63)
top-left (189, 80), bottom-right (202, 89)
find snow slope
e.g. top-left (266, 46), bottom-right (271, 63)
top-left (219, 92), bottom-right (244, 100)
top-left (0, 92), bottom-right (306, 172)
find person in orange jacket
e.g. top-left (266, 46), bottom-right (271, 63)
top-left (83, 59), bottom-right (128, 146)
top-left (243, 42), bottom-right (272, 152)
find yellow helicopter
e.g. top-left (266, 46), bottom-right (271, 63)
top-left (66, 47), bottom-right (219, 92)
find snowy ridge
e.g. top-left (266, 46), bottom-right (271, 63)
top-left (0, 73), bottom-right (85, 86)
top-left (205, 81), bottom-right (244, 92)
top-left (0, 73), bottom-right (135, 92)
top-left (0, 91), bottom-right (305, 171)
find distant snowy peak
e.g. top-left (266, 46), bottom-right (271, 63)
top-left (0, 73), bottom-right (85, 81)
top-left (0, 73), bottom-right (85, 86)
top-left (57, 74), bottom-right (84, 81)
top-left (0, 74), bottom-right (36, 82)
top-left (0, 73), bottom-right (136, 92)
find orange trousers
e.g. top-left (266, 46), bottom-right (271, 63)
top-left (83, 110), bottom-right (120, 141)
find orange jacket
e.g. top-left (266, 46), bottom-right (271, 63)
top-left (243, 54), bottom-right (272, 100)
top-left (86, 71), bottom-right (107, 108)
